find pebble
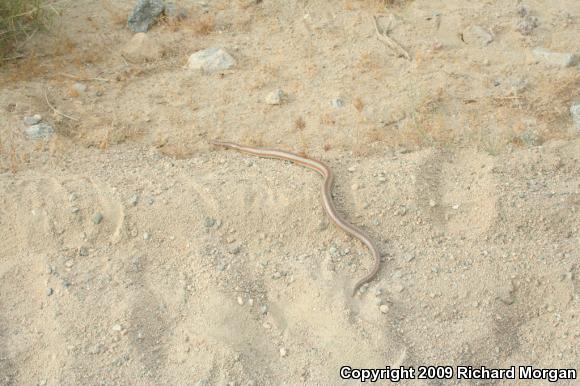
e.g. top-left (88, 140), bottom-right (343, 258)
top-left (204, 217), bottom-right (216, 228)
top-left (195, 380), bottom-right (209, 386)
top-left (24, 122), bottom-right (54, 139)
top-left (187, 47), bottom-right (236, 73)
top-left (329, 245), bottom-right (339, 257)
top-left (347, 166), bottom-right (356, 172)
top-left (279, 347), bottom-right (287, 357)
top-left (112, 324), bottom-right (123, 332)
top-left (23, 114), bottom-right (42, 125)
top-left (260, 305), bottom-right (268, 314)
top-left (143, 232), bottom-right (151, 240)
top-left (46, 287), bottom-right (53, 296)
top-left (79, 247), bottom-right (89, 256)
top-left (331, 98), bottom-right (344, 108)
top-left (129, 194), bottom-right (139, 206)
top-left (73, 83), bottom-right (87, 93)
top-left (533, 48), bottom-right (577, 68)
top-left (265, 89), bottom-right (284, 105)
top-left (127, 0), bottom-right (165, 33)
top-left (570, 101), bottom-right (580, 129)
top-left (71, 207), bottom-right (80, 213)
top-left (351, 183), bottom-right (359, 191)
top-left (452, 204), bottom-right (460, 210)
top-left (64, 259), bottom-right (74, 268)
top-left (402, 252), bottom-right (415, 262)
top-left (237, 296), bottom-right (244, 305)
top-left (379, 304), bottom-right (389, 314)
top-left (429, 199), bottom-right (436, 207)
top-left (92, 212), bottom-right (103, 224)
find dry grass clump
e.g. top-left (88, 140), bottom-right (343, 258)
top-left (0, 0), bottom-right (52, 60)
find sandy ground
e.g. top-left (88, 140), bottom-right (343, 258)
top-left (0, 1), bottom-right (579, 385)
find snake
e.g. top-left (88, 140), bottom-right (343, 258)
top-left (210, 140), bottom-right (382, 296)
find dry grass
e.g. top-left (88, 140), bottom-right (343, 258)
top-left (192, 15), bottom-right (214, 35)
top-left (0, 0), bottom-right (54, 60)
top-left (294, 116), bottom-right (306, 131)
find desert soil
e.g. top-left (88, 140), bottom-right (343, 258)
top-left (0, 0), bottom-right (579, 385)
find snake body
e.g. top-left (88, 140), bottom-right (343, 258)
top-left (211, 140), bottom-right (381, 296)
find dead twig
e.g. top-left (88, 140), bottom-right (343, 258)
top-left (372, 15), bottom-right (411, 60)
top-left (58, 73), bottom-right (110, 82)
top-left (43, 88), bottom-right (79, 121)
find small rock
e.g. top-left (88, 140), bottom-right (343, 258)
top-left (533, 48), bottom-right (577, 68)
top-left (195, 380), bottom-right (209, 386)
top-left (465, 25), bottom-right (493, 46)
top-left (429, 199), bottom-right (436, 207)
top-left (279, 347), bottom-right (287, 357)
top-left (351, 183), bottom-right (359, 191)
top-left (24, 122), bottom-right (54, 139)
top-left (46, 287), bottom-right (53, 296)
top-left (237, 296), bottom-right (244, 305)
top-left (570, 101), bottom-right (580, 129)
top-left (112, 324), bottom-right (123, 332)
top-left (204, 217), bottom-right (216, 228)
top-left (331, 98), bottom-right (344, 108)
top-left (379, 304), bottom-right (389, 314)
top-left (79, 247), bottom-right (89, 256)
top-left (265, 89), bottom-right (284, 105)
top-left (129, 194), bottom-right (139, 206)
top-left (347, 166), bottom-right (356, 172)
top-left (92, 212), bottom-right (103, 224)
top-left (127, 0), bottom-right (164, 33)
top-left (519, 128), bottom-right (539, 146)
top-left (402, 252), bottom-right (415, 262)
top-left (122, 32), bottom-right (162, 62)
top-left (64, 259), bottom-right (74, 268)
top-left (497, 283), bottom-right (515, 305)
top-left (73, 83), bottom-right (87, 93)
top-left (260, 305), bottom-right (268, 314)
top-left (143, 232), bottom-right (150, 240)
top-left (187, 47), bottom-right (236, 73)
top-left (71, 207), bottom-right (80, 213)
top-left (23, 114), bottom-right (42, 125)
top-left (452, 204), bottom-right (460, 210)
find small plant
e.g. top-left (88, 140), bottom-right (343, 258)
top-left (0, 0), bottom-right (50, 59)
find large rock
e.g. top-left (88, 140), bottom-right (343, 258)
top-left (533, 48), bottom-right (577, 68)
top-left (127, 0), bottom-right (164, 33)
top-left (122, 32), bottom-right (162, 62)
top-left (187, 48), bottom-right (236, 73)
